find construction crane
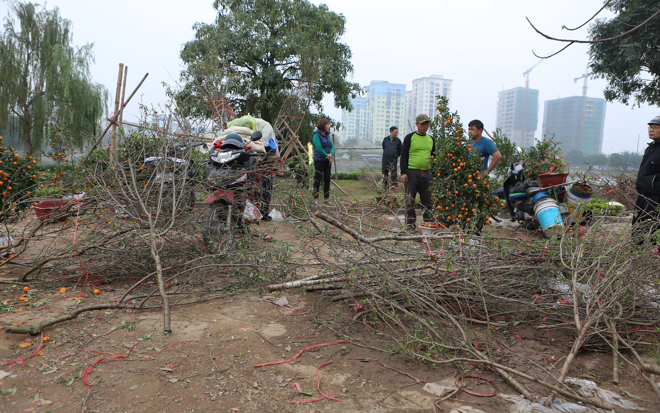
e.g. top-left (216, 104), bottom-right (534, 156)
top-left (521, 60), bottom-right (543, 147)
top-left (523, 60), bottom-right (543, 89)
top-left (574, 66), bottom-right (592, 153)
top-left (574, 68), bottom-right (591, 97)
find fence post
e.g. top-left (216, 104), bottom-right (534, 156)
top-left (332, 133), bottom-right (338, 180)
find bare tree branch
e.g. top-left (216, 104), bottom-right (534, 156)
top-left (533, 42), bottom-right (575, 59)
top-left (527, 7), bottom-right (660, 44)
top-left (561, 0), bottom-right (612, 31)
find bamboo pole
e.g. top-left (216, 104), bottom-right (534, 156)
top-left (118, 65), bottom-right (128, 145)
top-left (111, 63), bottom-right (124, 156)
top-left (331, 180), bottom-right (348, 196)
top-left (82, 72), bottom-right (149, 162)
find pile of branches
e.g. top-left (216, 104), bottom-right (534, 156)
top-left (592, 169), bottom-right (638, 210)
top-left (4, 122), bottom-right (292, 335)
top-left (269, 210), bottom-right (660, 408)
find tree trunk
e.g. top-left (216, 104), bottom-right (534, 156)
top-left (23, 113), bottom-right (33, 157)
top-left (262, 104), bottom-right (272, 124)
top-left (150, 237), bottom-right (171, 333)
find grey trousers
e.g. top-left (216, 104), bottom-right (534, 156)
top-left (382, 161), bottom-right (397, 189)
top-left (404, 169), bottom-right (433, 229)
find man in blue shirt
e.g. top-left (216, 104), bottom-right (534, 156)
top-left (468, 120), bottom-right (501, 176)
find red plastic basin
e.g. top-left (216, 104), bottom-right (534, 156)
top-left (33, 200), bottom-right (71, 222)
top-left (538, 172), bottom-right (568, 188)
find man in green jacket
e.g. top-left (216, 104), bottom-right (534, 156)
top-left (400, 114), bottom-right (435, 233)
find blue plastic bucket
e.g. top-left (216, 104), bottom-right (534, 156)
top-left (534, 198), bottom-right (563, 231)
top-left (531, 191), bottom-right (549, 205)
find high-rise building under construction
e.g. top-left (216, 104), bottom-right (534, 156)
top-left (542, 96), bottom-right (606, 155)
top-left (495, 87), bottom-right (539, 148)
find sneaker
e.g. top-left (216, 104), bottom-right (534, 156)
top-left (260, 215), bottom-right (272, 221)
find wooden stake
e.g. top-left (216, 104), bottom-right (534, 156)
top-left (118, 65), bottom-right (128, 145)
top-left (164, 113), bottom-right (172, 134)
top-left (82, 72), bottom-right (149, 161)
top-left (111, 63), bottom-right (124, 156)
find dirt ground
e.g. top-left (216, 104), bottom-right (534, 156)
top-left (1, 200), bottom-right (657, 413)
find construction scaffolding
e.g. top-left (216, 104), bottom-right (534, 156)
top-left (273, 83), bottom-right (315, 164)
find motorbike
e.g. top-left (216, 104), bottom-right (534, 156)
top-left (494, 160), bottom-right (575, 239)
top-left (203, 132), bottom-right (264, 252)
top-left (129, 142), bottom-right (207, 219)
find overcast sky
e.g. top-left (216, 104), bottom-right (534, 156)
top-left (1, 0), bottom-right (657, 154)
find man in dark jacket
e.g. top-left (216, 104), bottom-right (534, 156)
top-left (633, 115), bottom-right (660, 245)
top-left (400, 114), bottom-right (435, 233)
top-left (382, 126), bottom-right (402, 190)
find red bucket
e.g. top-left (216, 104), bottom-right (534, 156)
top-left (33, 200), bottom-right (71, 222)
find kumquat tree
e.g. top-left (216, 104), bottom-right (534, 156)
top-left (523, 137), bottom-right (565, 182)
top-left (0, 136), bottom-right (39, 220)
top-left (428, 96), bottom-right (502, 232)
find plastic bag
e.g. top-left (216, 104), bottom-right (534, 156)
top-left (63, 192), bottom-right (86, 201)
top-left (449, 407), bottom-right (487, 413)
top-left (227, 115), bottom-right (255, 130)
top-left (114, 203), bottom-right (129, 219)
top-left (0, 235), bottom-right (15, 257)
top-left (269, 208), bottom-right (284, 221)
top-left (254, 118), bottom-right (275, 144)
top-left (564, 378), bottom-right (644, 411)
top-left (499, 393), bottom-right (602, 413)
top-left (423, 378), bottom-right (458, 397)
top-left (243, 199), bottom-right (262, 223)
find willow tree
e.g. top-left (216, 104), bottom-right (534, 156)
top-left (177, 0), bottom-right (361, 123)
top-left (0, 2), bottom-right (107, 156)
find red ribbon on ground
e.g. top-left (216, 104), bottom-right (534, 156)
top-left (84, 342), bottom-right (138, 386)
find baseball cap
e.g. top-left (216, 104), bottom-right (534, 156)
top-left (415, 114), bottom-right (431, 124)
top-left (649, 116), bottom-right (660, 125)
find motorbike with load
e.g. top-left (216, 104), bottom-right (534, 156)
top-left (202, 132), bottom-right (265, 252)
top-left (494, 160), bottom-right (593, 238)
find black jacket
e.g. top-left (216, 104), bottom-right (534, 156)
top-left (400, 132), bottom-right (435, 176)
top-left (636, 140), bottom-right (660, 195)
top-left (382, 135), bottom-right (402, 163)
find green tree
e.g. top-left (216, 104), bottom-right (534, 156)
top-left (583, 153), bottom-right (608, 167)
top-left (178, 0), bottom-right (361, 123)
top-left (565, 149), bottom-right (584, 166)
top-left (608, 151), bottom-right (642, 169)
top-left (0, 2), bottom-right (107, 157)
top-left (490, 128), bottom-right (522, 183)
top-left (589, 0), bottom-right (660, 106)
top-left (523, 138), bottom-right (565, 182)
